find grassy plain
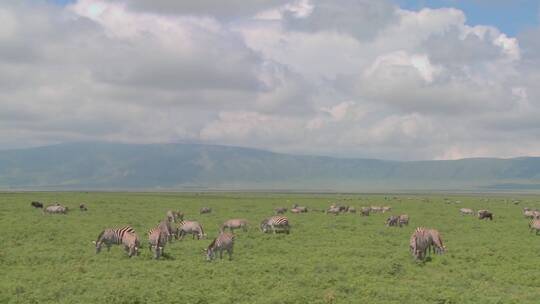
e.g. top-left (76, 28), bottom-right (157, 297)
top-left (1, 192), bottom-right (540, 303)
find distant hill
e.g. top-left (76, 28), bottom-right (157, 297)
top-left (0, 142), bottom-right (539, 191)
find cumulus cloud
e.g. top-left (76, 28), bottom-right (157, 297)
top-left (0, 0), bottom-right (539, 159)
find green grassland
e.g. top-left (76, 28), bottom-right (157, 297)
top-left (1, 192), bottom-right (540, 304)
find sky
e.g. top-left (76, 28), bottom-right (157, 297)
top-left (1, 0), bottom-right (539, 160)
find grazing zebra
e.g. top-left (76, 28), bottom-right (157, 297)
top-left (206, 232), bottom-right (235, 261)
top-left (386, 215), bottom-right (399, 227)
top-left (260, 216), bottom-right (290, 234)
top-left (274, 207), bottom-right (287, 214)
top-left (31, 201), bottom-right (43, 208)
top-left (291, 204), bottom-right (308, 213)
top-left (478, 210), bottom-right (493, 220)
top-left (360, 207), bottom-right (370, 216)
top-left (370, 206), bottom-right (382, 213)
top-left (221, 219), bottom-right (248, 232)
top-left (200, 207), bottom-right (212, 214)
top-left (459, 208), bottom-right (474, 215)
top-left (348, 207), bottom-right (356, 213)
top-left (382, 206), bottom-right (392, 213)
top-left (79, 204), bottom-right (88, 211)
top-left (291, 208), bottom-right (303, 214)
top-left (529, 219), bottom-right (540, 234)
top-left (94, 226), bottom-right (140, 257)
top-left (177, 220), bottom-right (205, 240)
top-left (427, 229), bottom-right (445, 254)
top-left (398, 214), bottom-right (409, 227)
top-left (409, 227), bottom-right (432, 260)
top-left (524, 210), bottom-right (535, 219)
top-left (147, 226), bottom-right (167, 259)
top-left (43, 204), bottom-right (68, 214)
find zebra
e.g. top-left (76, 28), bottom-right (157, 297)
top-left (221, 219), bottom-right (248, 232)
top-left (459, 208), bottom-right (474, 215)
top-left (370, 206), bottom-right (382, 213)
top-left (529, 219), bottom-right (540, 234)
top-left (291, 204), bottom-right (308, 212)
top-left (43, 204), bottom-right (68, 214)
top-left (478, 210), bottom-right (493, 220)
top-left (410, 227), bottom-right (432, 260)
top-left (274, 207), bottom-right (287, 214)
top-left (347, 207), bottom-right (356, 213)
top-left (291, 208), bottom-right (303, 214)
top-left (260, 216), bottom-right (290, 234)
top-left (94, 226), bottom-right (140, 257)
top-left (398, 214), bottom-right (409, 227)
top-left (177, 220), bottom-right (205, 240)
top-left (166, 210), bottom-right (184, 223)
top-left (148, 226), bottom-right (167, 259)
top-left (206, 232), bottom-right (235, 261)
top-left (200, 207), bottom-right (212, 214)
top-left (326, 207), bottom-right (340, 215)
top-left (386, 215), bottom-right (399, 227)
top-left (427, 229), bottom-right (445, 254)
top-left (31, 201), bottom-right (43, 209)
top-left (158, 219), bottom-right (175, 242)
top-left (360, 207), bottom-right (370, 216)
top-left (382, 206), bottom-right (392, 213)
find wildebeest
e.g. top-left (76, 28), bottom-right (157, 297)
top-left (274, 207), bottom-right (287, 214)
top-left (177, 220), bottom-right (205, 240)
top-left (260, 216), bottom-right (290, 234)
top-left (529, 219), bottom-right (540, 234)
top-left (200, 207), bottom-right (212, 214)
top-left (94, 226), bottom-right (140, 257)
top-left (459, 208), bottom-right (474, 215)
top-left (360, 207), bottom-right (370, 216)
top-left (385, 215), bottom-right (399, 227)
top-left (43, 204), bottom-right (68, 214)
top-left (221, 219), bottom-right (248, 232)
top-left (478, 210), bottom-right (493, 220)
top-left (31, 201), bottom-right (43, 208)
top-left (79, 204), bottom-right (88, 211)
top-left (398, 214), bottom-right (409, 227)
top-left (206, 232), bottom-right (234, 261)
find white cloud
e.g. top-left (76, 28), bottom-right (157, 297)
top-left (0, 0), bottom-right (538, 160)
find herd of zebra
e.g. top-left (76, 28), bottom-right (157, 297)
top-left (31, 199), bottom-right (540, 262)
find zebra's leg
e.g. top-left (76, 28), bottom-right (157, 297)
top-left (219, 249), bottom-right (223, 259)
top-left (227, 248), bottom-right (233, 260)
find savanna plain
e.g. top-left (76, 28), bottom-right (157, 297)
top-left (1, 192), bottom-right (539, 304)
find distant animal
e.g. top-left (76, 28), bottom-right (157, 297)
top-left (31, 201), bottom-right (43, 208)
top-left (360, 207), bottom-right (370, 216)
top-left (274, 207), bottom-right (287, 214)
top-left (166, 210), bottom-right (184, 222)
top-left (290, 208), bottom-right (303, 214)
top-left (326, 207), bottom-right (340, 215)
top-left (200, 207), bottom-right (212, 214)
top-left (177, 220), bottom-right (205, 240)
top-left (221, 219), bottom-right (248, 232)
top-left (524, 210), bottom-right (536, 219)
top-left (382, 206), bottom-right (392, 213)
top-left (398, 214), bottom-right (409, 226)
top-left (206, 232), bottom-right (235, 261)
top-left (347, 207), bottom-right (356, 213)
top-left (459, 208), bottom-right (474, 215)
top-left (148, 226), bottom-right (167, 259)
top-left (158, 219), bottom-right (175, 242)
top-left (386, 215), bottom-right (399, 227)
top-left (529, 219), bottom-right (540, 234)
top-left (291, 204), bottom-right (308, 212)
top-left (260, 216), bottom-right (290, 234)
top-left (79, 204), bottom-right (88, 211)
top-left (370, 206), bottom-right (382, 213)
top-left (478, 210), bottom-right (493, 220)
top-left (43, 204), bottom-right (68, 214)
top-left (94, 226), bottom-right (140, 257)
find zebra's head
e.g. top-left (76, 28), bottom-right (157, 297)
top-left (93, 240), bottom-right (102, 254)
top-left (206, 247), bottom-right (215, 261)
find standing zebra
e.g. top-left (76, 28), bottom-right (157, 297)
top-left (158, 219), bottom-right (175, 242)
top-left (148, 226), bottom-right (167, 259)
top-left (398, 214), bottom-right (409, 227)
top-left (221, 219), bottom-right (248, 232)
top-left (206, 232), bottom-right (235, 261)
top-left (427, 229), bottom-right (445, 254)
top-left (409, 227), bottom-right (431, 260)
top-left (260, 216), bottom-right (290, 234)
top-left (43, 204), bottom-right (68, 214)
top-left (360, 207), bottom-right (370, 216)
top-left (177, 220), bottom-right (205, 240)
top-left (385, 215), bottom-right (399, 227)
top-left (94, 226), bottom-right (140, 257)
top-left (200, 207), bottom-right (212, 214)
top-left (459, 208), bottom-right (474, 215)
